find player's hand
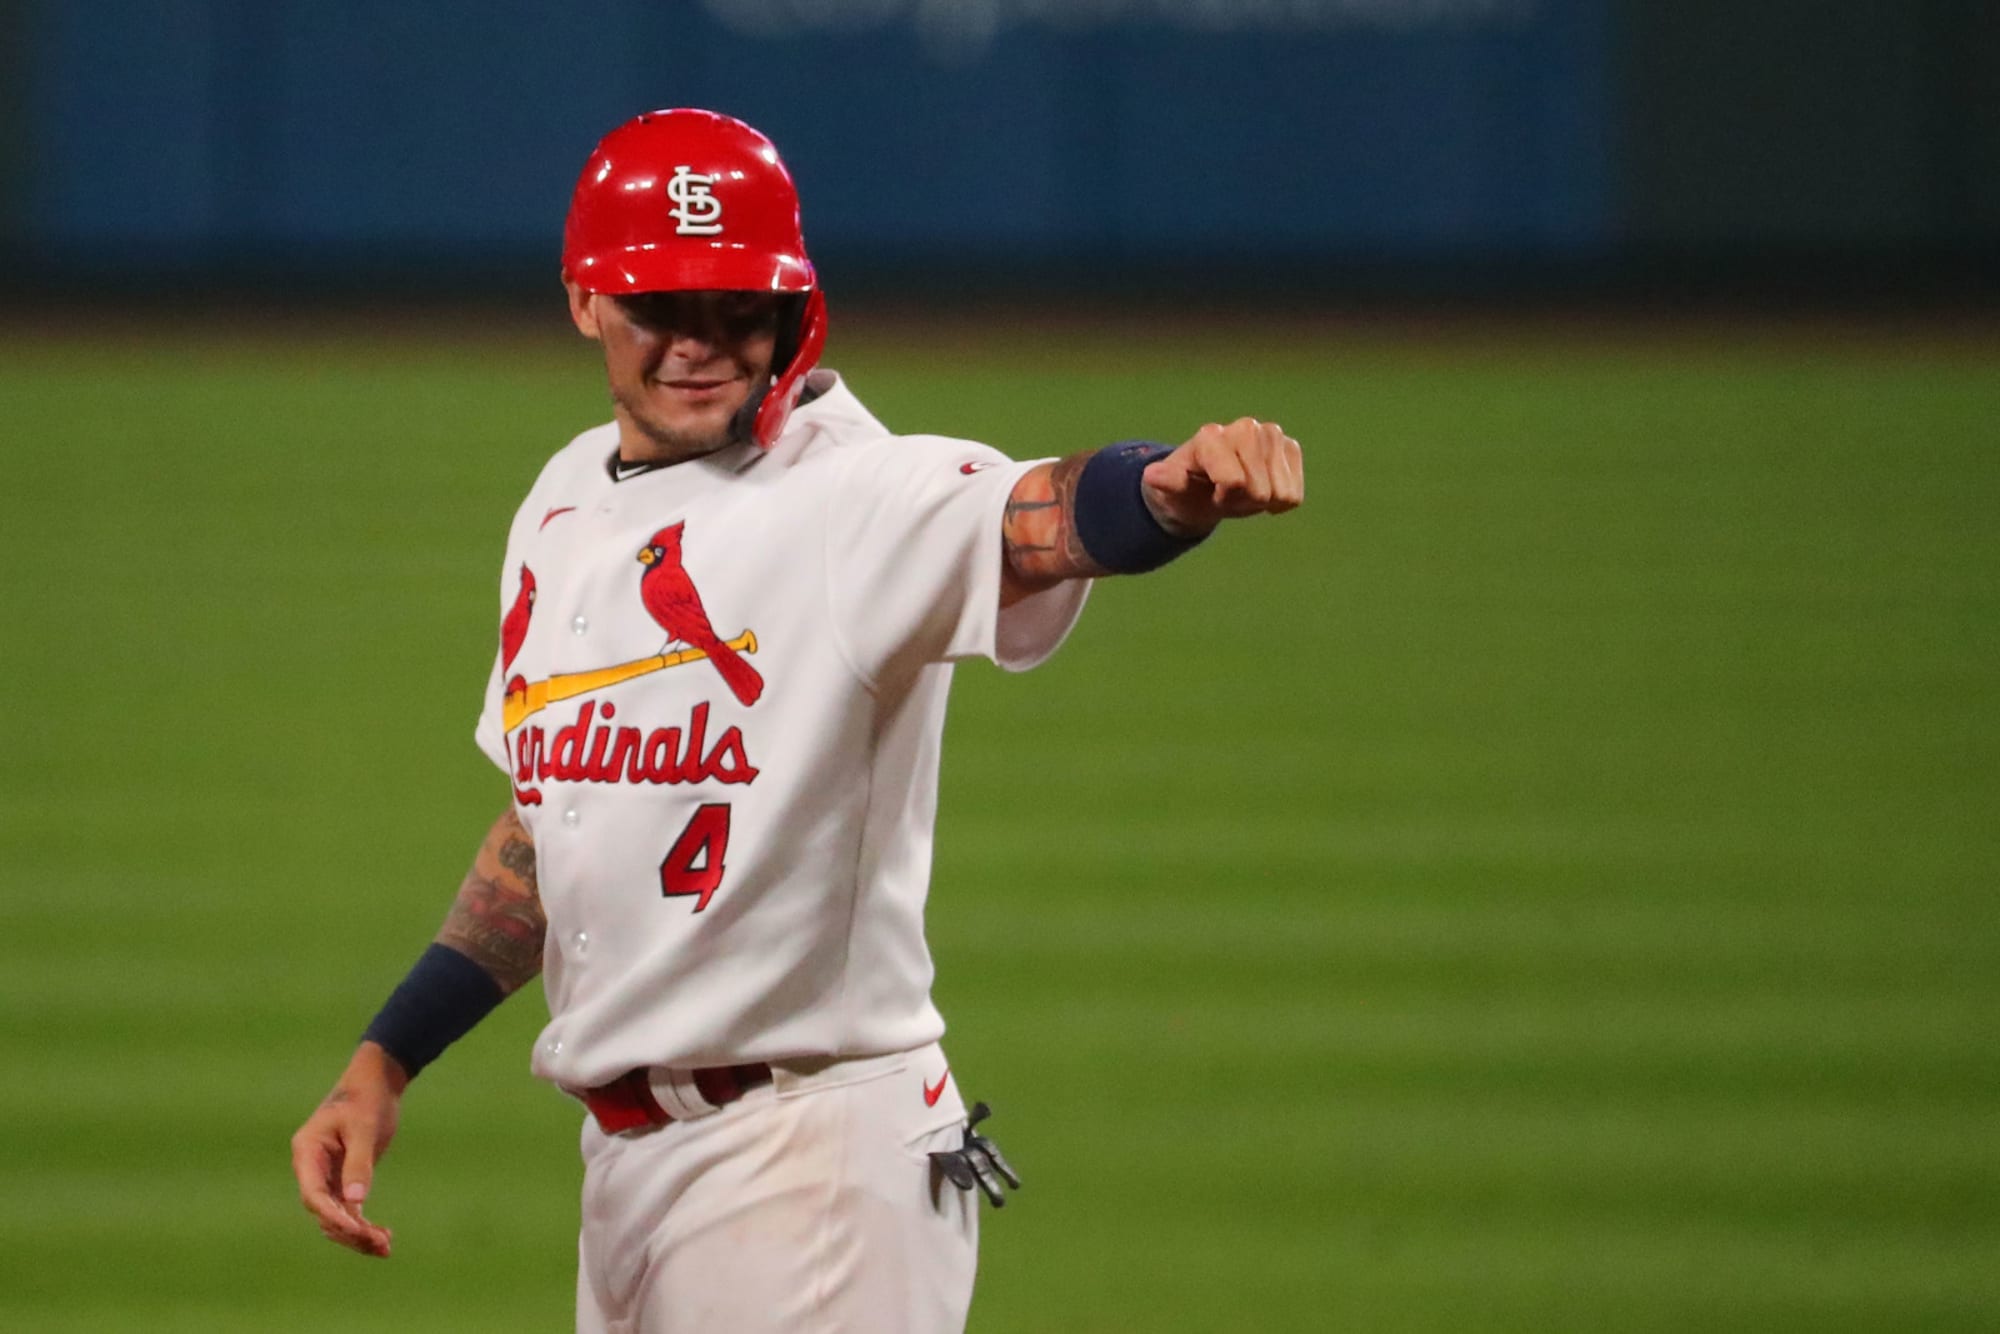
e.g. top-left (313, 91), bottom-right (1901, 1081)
top-left (291, 1042), bottom-right (408, 1258)
top-left (1141, 417), bottom-right (1304, 536)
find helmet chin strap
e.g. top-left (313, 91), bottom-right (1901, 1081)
top-left (730, 378), bottom-right (772, 446)
top-left (731, 292), bottom-right (815, 448)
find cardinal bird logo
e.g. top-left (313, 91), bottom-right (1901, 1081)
top-left (499, 564), bottom-right (541, 806)
top-left (637, 523), bottom-right (764, 707)
top-left (500, 564), bottom-right (537, 672)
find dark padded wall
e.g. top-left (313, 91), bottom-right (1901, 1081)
top-left (9, 0), bottom-right (1617, 272)
top-left (0, 0), bottom-right (28, 242)
top-left (1621, 0), bottom-right (2000, 248)
top-left (2, 0), bottom-right (1993, 297)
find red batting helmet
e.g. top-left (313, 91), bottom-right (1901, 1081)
top-left (562, 109), bottom-right (827, 450)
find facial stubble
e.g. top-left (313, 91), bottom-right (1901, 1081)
top-left (613, 384), bottom-right (745, 464)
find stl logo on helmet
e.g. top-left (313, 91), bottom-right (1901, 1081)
top-left (666, 165), bottom-right (724, 235)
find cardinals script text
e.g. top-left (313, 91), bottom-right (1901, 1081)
top-left (509, 699), bottom-right (758, 805)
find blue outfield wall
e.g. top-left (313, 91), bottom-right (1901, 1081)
top-left (20, 0), bottom-right (1616, 273)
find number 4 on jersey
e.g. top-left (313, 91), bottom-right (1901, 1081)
top-left (660, 803), bottom-right (732, 912)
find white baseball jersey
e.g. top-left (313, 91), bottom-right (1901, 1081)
top-left (473, 370), bottom-right (1089, 1090)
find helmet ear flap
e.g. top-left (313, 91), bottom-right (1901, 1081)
top-left (749, 286), bottom-right (828, 449)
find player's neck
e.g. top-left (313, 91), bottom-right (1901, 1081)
top-left (613, 410), bottom-right (736, 470)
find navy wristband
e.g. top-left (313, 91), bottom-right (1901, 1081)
top-left (361, 943), bottom-right (504, 1079)
top-left (1072, 440), bottom-right (1207, 574)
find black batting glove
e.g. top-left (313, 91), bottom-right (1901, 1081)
top-left (930, 1101), bottom-right (1022, 1207)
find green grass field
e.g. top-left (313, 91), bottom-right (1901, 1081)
top-left (2, 314), bottom-right (1995, 1331)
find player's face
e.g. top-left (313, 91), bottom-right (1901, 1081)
top-left (568, 285), bottom-right (783, 463)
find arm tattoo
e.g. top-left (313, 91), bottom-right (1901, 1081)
top-left (1001, 452), bottom-right (1110, 585)
top-left (434, 808), bottom-right (546, 995)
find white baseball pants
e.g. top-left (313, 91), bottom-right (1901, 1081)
top-left (574, 1043), bottom-right (979, 1333)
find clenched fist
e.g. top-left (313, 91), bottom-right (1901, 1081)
top-left (1141, 417), bottom-right (1304, 536)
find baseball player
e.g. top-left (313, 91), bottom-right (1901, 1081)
top-left (290, 108), bottom-right (1303, 1333)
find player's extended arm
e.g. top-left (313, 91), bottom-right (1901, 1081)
top-left (1000, 416), bottom-right (1303, 603)
top-left (290, 807), bottom-right (545, 1259)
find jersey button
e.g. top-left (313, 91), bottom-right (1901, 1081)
top-left (572, 931), bottom-right (590, 954)
top-left (562, 807), bottom-right (580, 827)
top-left (570, 615), bottom-right (589, 635)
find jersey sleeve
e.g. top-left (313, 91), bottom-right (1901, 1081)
top-left (823, 435), bottom-right (1090, 685)
top-left (472, 463), bottom-right (556, 778)
top-left (473, 642), bottom-right (509, 775)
